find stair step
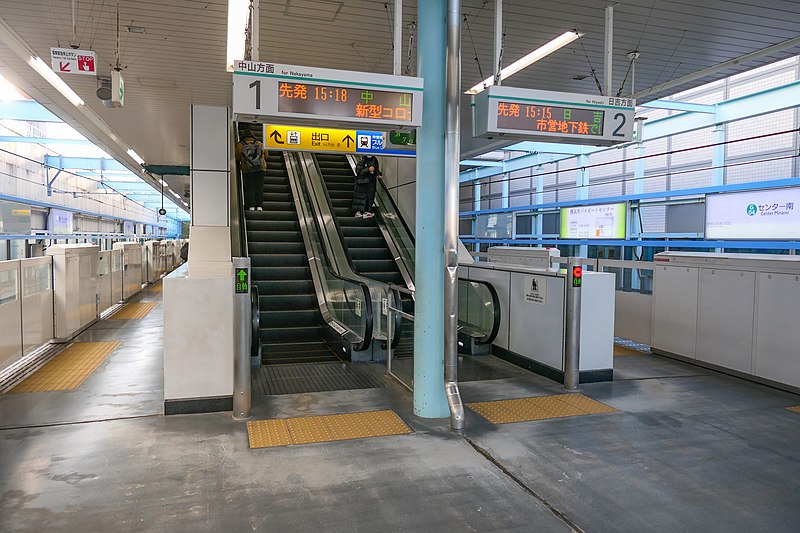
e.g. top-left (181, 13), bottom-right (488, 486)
top-left (245, 219), bottom-right (299, 232)
top-left (259, 294), bottom-right (318, 311)
top-left (252, 266), bottom-right (311, 280)
top-left (248, 241), bottom-right (305, 255)
top-left (261, 325), bottom-right (323, 343)
top-left (261, 309), bottom-right (320, 327)
top-left (251, 254), bottom-right (308, 268)
top-left (254, 279), bottom-right (315, 296)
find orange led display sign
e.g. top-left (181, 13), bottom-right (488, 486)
top-left (277, 82), bottom-right (414, 123)
top-left (496, 102), bottom-right (604, 137)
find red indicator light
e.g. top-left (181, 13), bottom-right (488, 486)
top-left (573, 266), bottom-right (583, 278)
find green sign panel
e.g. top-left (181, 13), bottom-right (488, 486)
top-left (235, 268), bottom-right (249, 294)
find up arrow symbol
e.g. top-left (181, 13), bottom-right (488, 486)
top-left (237, 270), bottom-right (247, 282)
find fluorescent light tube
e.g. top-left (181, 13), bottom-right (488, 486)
top-left (159, 179), bottom-right (168, 186)
top-left (465, 30), bottom-right (582, 95)
top-left (28, 56), bottom-right (85, 106)
top-left (127, 148), bottom-right (145, 165)
top-left (227, 0), bottom-right (250, 71)
top-left (171, 191), bottom-right (181, 199)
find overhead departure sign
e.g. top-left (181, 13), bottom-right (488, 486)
top-left (474, 86), bottom-right (635, 146)
top-left (233, 61), bottom-right (423, 130)
top-left (263, 124), bottom-right (415, 157)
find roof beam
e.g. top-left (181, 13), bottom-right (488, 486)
top-left (0, 135), bottom-right (93, 145)
top-left (0, 99), bottom-right (61, 122)
top-left (638, 100), bottom-right (715, 114)
top-left (44, 155), bottom-right (128, 172)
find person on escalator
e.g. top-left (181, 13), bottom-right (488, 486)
top-left (235, 126), bottom-right (268, 211)
top-left (352, 155), bottom-right (382, 219)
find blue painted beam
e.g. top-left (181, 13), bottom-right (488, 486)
top-left (503, 141), bottom-right (590, 155)
top-left (0, 192), bottom-right (175, 225)
top-left (460, 177), bottom-right (800, 216)
top-left (460, 159), bottom-right (503, 167)
top-left (0, 100), bottom-right (61, 122)
top-left (0, 135), bottom-right (94, 145)
top-left (44, 155), bottom-right (129, 172)
top-left (638, 100), bottom-right (715, 113)
top-left (461, 237), bottom-right (800, 250)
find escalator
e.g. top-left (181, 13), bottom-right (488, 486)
top-left (315, 154), bottom-right (405, 285)
top-left (244, 152), bottom-right (341, 364)
top-left (314, 153), bottom-right (414, 357)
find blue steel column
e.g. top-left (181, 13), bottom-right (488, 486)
top-left (413, 0), bottom-right (449, 418)
top-left (576, 153), bottom-right (589, 258)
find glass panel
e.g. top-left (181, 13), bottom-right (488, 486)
top-left (603, 266), bottom-right (654, 294)
top-left (22, 263), bottom-right (51, 296)
top-left (0, 269), bottom-right (19, 305)
top-left (458, 280), bottom-right (495, 339)
top-left (374, 184), bottom-right (416, 278)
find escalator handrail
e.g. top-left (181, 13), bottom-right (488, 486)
top-left (250, 284), bottom-right (260, 359)
top-left (306, 155), bottom-right (358, 271)
top-left (457, 277), bottom-right (502, 346)
top-left (286, 152), bottom-right (373, 352)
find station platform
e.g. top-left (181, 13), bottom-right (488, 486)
top-left (2, 282), bottom-right (800, 532)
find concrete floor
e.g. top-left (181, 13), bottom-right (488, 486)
top-left (2, 284), bottom-right (800, 532)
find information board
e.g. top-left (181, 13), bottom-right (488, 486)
top-left (705, 188), bottom-right (800, 240)
top-left (560, 203), bottom-right (627, 239)
top-left (233, 61), bottom-right (423, 129)
top-left (475, 86), bottom-right (635, 146)
top-left (263, 124), bottom-right (415, 156)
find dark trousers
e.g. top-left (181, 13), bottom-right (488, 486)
top-left (351, 179), bottom-right (376, 213)
top-left (243, 170), bottom-right (265, 209)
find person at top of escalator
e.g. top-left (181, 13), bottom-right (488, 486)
top-left (235, 124), bottom-right (268, 211)
top-left (352, 155), bottom-right (382, 219)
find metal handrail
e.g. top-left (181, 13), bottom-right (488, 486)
top-left (250, 284), bottom-right (260, 361)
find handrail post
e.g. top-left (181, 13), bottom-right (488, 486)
top-left (233, 256), bottom-right (252, 420)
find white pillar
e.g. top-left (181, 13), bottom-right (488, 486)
top-left (604, 5), bottom-right (613, 96)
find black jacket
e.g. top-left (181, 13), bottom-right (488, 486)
top-left (355, 156), bottom-right (380, 184)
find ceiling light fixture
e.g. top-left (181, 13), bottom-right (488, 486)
top-left (126, 26), bottom-right (146, 34)
top-left (226, 0), bottom-right (250, 72)
top-left (465, 30), bottom-right (583, 95)
top-left (27, 56), bottom-right (85, 106)
top-left (171, 191), bottom-right (181, 199)
top-left (127, 148), bottom-right (145, 165)
top-left (159, 179), bottom-right (168, 186)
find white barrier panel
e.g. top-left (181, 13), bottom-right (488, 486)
top-left (111, 250), bottom-right (123, 303)
top-left (20, 257), bottom-right (54, 355)
top-left (48, 244), bottom-right (99, 341)
top-left (114, 242), bottom-right (143, 299)
top-left (653, 252), bottom-right (800, 391)
top-left (0, 260), bottom-right (22, 369)
top-left (98, 251), bottom-right (113, 314)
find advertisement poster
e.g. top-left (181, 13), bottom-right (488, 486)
top-left (705, 188), bottom-right (799, 239)
top-left (560, 202), bottom-right (627, 239)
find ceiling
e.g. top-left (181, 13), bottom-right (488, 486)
top-left (0, 0), bottom-right (798, 190)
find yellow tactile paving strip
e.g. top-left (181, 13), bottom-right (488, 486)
top-left (614, 345), bottom-right (650, 356)
top-left (787, 406), bottom-right (800, 414)
top-left (247, 409), bottom-right (413, 449)
top-left (468, 394), bottom-right (617, 425)
top-left (146, 281), bottom-right (162, 293)
top-left (11, 341), bottom-right (121, 393)
top-left (107, 301), bottom-right (158, 320)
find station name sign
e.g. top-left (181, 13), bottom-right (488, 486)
top-left (474, 86), bottom-right (635, 146)
top-left (233, 61), bottom-right (423, 130)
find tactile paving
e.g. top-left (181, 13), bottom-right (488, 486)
top-left (146, 281), bottom-right (163, 293)
top-left (107, 301), bottom-right (158, 320)
top-left (247, 409), bottom-right (412, 449)
top-left (614, 345), bottom-right (649, 356)
top-left (468, 394), bottom-right (617, 425)
top-left (10, 341), bottom-right (121, 392)
top-left (787, 406), bottom-right (800, 414)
